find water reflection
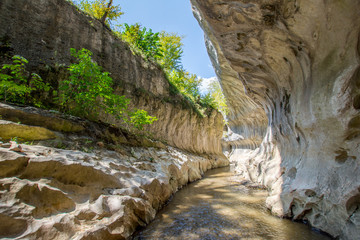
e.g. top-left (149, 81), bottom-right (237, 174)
top-left (133, 165), bottom-right (330, 240)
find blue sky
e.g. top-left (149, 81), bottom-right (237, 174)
top-left (114, 0), bottom-right (216, 79)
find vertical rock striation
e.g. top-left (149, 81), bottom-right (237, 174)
top-left (0, 1), bottom-right (231, 238)
top-left (191, 0), bottom-right (360, 238)
top-left (0, 0), bottom-right (224, 156)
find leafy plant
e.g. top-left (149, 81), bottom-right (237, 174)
top-left (77, 0), bottom-right (123, 26)
top-left (168, 69), bottom-right (202, 102)
top-left (0, 56), bottom-right (30, 102)
top-left (0, 55), bottom-right (49, 105)
top-left (158, 32), bottom-right (183, 71)
top-left (130, 109), bottom-right (157, 131)
top-left (59, 48), bottom-right (125, 117)
top-left (120, 23), bottom-right (163, 60)
top-left (60, 48), bottom-right (157, 130)
top-left (200, 79), bottom-right (229, 116)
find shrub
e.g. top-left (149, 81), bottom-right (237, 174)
top-left (59, 48), bottom-right (157, 130)
top-left (168, 69), bottom-right (201, 101)
top-left (0, 55), bottom-right (49, 106)
top-left (130, 109), bottom-right (157, 131)
top-left (119, 23), bottom-right (163, 60)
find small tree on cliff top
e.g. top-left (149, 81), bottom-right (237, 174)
top-left (77, 0), bottom-right (123, 26)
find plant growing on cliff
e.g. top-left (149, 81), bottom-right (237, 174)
top-left (200, 79), bottom-right (229, 116)
top-left (117, 23), bottom-right (227, 117)
top-left (0, 55), bottom-right (49, 105)
top-left (168, 69), bottom-right (202, 101)
top-left (130, 109), bottom-right (157, 131)
top-left (120, 23), bottom-right (163, 60)
top-left (158, 32), bottom-right (183, 71)
top-left (59, 48), bottom-right (157, 130)
top-left (77, 0), bottom-right (123, 26)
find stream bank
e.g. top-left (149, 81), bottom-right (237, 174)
top-left (134, 165), bottom-right (331, 240)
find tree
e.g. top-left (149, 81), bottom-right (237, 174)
top-left (118, 23), bottom-right (227, 116)
top-left (100, 0), bottom-right (113, 24)
top-left (120, 23), bottom-right (163, 59)
top-left (158, 32), bottom-right (183, 71)
top-left (78, 0), bottom-right (123, 26)
top-left (168, 69), bottom-right (201, 100)
top-left (201, 79), bottom-right (228, 115)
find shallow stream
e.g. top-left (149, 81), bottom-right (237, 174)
top-left (133, 165), bottom-right (330, 240)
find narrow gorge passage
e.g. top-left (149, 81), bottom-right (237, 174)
top-left (133, 165), bottom-right (330, 240)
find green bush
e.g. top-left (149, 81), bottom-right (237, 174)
top-left (120, 23), bottom-right (163, 60)
top-left (158, 31), bottom-right (183, 71)
top-left (59, 48), bottom-right (157, 130)
top-left (0, 55), bottom-right (49, 106)
top-left (168, 69), bottom-right (201, 101)
top-left (130, 109), bottom-right (157, 131)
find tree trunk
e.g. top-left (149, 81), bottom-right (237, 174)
top-left (100, 0), bottom-right (113, 24)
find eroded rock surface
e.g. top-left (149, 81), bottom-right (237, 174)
top-left (191, 0), bottom-right (360, 239)
top-left (0, 103), bottom-right (229, 239)
top-left (0, 0), bottom-right (223, 156)
top-left (0, 143), bottom-right (228, 239)
top-left (0, 103), bottom-right (85, 133)
top-left (0, 0), bottom-right (231, 238)
top-left (0, 120), bottom-right (57, 141)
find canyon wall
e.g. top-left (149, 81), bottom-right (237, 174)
top-left (191, 0), bottom-right (360, 239)
top-left (0, 0), bottom-right (224, 156)
top-left (0, 103), bottom-right (228, 239)
top-left (0, 1), bottom-right (231, 238)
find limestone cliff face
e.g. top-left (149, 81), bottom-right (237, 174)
top-left (191, 0), bottom-right (360, 239)
top-left (0, 103), bottom-right (229, 239)
top-left (0, 107), bottom-right (229, 240)
top-left (0, 0), bottom-right (224, 156)
top-left (0, 1), bottom-right (230, 239)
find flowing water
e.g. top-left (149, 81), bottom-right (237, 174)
top-left (133, 165), bottom-right (331, 240)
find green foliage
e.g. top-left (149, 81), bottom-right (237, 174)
top-left (158, 33), bottom-right (228, 116)
top-left (120, 23), bottom-right (163, 60)
top-left (0, 55), bottom-right (49, 105)
top-left (60, 48), bottom-right (157, 130)
top-left (158, 32), bottom-right (183, 71)
top-left (117, 23), bottom-right (228, 116)
top-left (130, 109), bottom-right (157, 131)
top-left (59, 48), bottom-right (126, 117)
top-left (77, 0), bottom-right (123, 26)
top-left (201, 80), bottom-right (229, 116)
top-left (168, 69), bottom-right (201, 100)
top-left (120, 27), bottom-right (183, 71)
